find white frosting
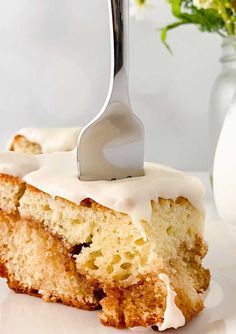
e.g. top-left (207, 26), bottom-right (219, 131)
top-left (0, 152), bottom-right (39, 178)
top-left (8, 127), bottom-right (81, 153)
top-left (0, 149), bottom-right (204, 238)
top-left (158, 273), bottom-right (185, 331)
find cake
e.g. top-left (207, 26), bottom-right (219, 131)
top-left (8, 127), bottom-right (81, 154)
top-left (0, 130), bottom-right (210, 330)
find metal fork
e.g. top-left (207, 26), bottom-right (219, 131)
top-left (77, 0), bottom-right (144, 181)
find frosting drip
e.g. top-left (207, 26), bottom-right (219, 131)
top-left (0, 149), bottom-right (204, 238)
top-left (158, 274), bottom-right (185, 331)
top-left (9, 127), bottom-right (81, 153)
top-left (130, 274), bottom-right (186, 331)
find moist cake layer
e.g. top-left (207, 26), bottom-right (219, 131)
top-left (0, 210), bottom-right (99, 310)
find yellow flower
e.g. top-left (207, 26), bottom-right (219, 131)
top-left (130, 0), bottom-right (156, 20)
top-left (193, 0), bottom-right (215, 9)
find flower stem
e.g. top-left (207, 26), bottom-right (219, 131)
top-left (218, 0), bottom-right (235, 35)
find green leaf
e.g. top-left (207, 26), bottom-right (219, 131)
top-left (171, 0), bottom-right (182, 18)
top-left (160, 1), bottom-right (226, 49)
top-left (160, 27), bottom-right (171, 52)
top-left (160, 20), bottom-right (191, 52)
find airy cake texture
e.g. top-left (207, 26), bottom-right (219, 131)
top-left (0, 131), bottom-right (210, 330)
top-left (9, 134), bottom-right (42, 154)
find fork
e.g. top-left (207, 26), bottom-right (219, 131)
top-left (77, 0), bottom-right (145, 181)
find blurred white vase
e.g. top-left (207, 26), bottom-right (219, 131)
top-left (209, 37), bottom-right (236, 172)
top-left (213, 102), bottom-right (236, 240)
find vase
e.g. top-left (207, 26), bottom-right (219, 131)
top-left (212, 36), bottom-right (236, 240)
top-left (209, 36), bottom-right (236, 172)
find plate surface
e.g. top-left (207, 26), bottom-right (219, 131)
top-left (1, 173), bottom-right (236, 334)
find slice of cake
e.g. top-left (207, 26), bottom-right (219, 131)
top-left (0, 141), bottom-right (210, 330)
top-left (8, 127), bottom-right (81, 154)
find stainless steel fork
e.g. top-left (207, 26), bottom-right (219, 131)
top-left (77, 0), bottom-right (144, 181)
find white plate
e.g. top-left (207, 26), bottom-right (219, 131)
top-left (1, 173), bottom-right (236, 334)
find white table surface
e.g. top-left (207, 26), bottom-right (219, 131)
top-left (0, 172), bottom-right (236, 334)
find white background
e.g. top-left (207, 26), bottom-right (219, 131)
top-left (0, 0), bottom-right (221, 170)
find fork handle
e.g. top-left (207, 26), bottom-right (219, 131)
top-left (108, 0), bottom-right (129, 101)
